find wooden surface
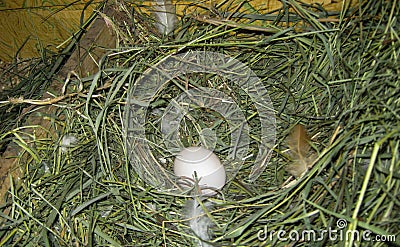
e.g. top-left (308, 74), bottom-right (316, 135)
top-left (0, 0), bottom-right (355, 61)
top-left (173, 0), bottom-right (356, 19)
top-left (0, 0), bottom-right (96, 61)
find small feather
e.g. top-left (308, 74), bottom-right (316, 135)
top-left (152, 0), bottom-right (178, 35)
top-left (184, 199), bottom-right (214, 247)
top-left (60, 134), bottom-right (78, 153)
top-left (285, 124), bottom-right (313, 178)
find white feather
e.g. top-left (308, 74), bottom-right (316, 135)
top-left (184, 199), bottom-right (214, 247)
top-left (60, 134), bottom-right (77, 153)
top-left (152, 0), bottom-right (178, 35)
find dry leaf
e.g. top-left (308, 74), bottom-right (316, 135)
top-left (153, 0), bottom-right (178, 36)
top-left (285, 124), bottom-right (314, 178)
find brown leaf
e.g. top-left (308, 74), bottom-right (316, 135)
top-left (285, 124), bottom-right (312, 178)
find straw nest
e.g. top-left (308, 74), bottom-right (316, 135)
top-left (0, 0), bottom-right (399, 246)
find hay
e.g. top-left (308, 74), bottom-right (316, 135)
top-left (1, 0), bottom-right (399, 246)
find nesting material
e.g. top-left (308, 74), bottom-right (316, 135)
top-left (0, 0), bottom-right (398, 246)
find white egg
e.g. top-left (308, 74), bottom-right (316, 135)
top-left (174, 146), bottom-right (226, 196)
